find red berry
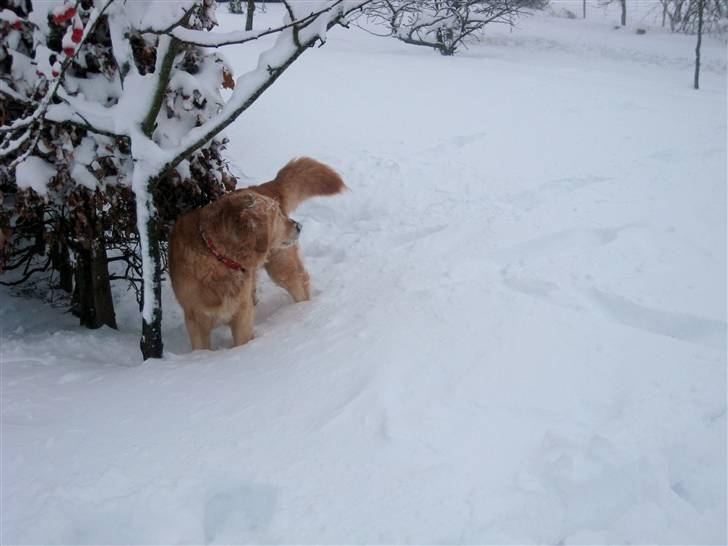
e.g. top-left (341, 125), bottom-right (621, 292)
top-left (63, 47), bottom-right (74, 56)
top-left (13, 20), bottom-right (22, 30)
top-left (64, 6), bottom-right (76, 19)
top-left (71, 28), bottom-right (82, 42)
top-left (52, 70), bottom-right (60, 77)
top-left (52, 14), bottom-right (65, 24)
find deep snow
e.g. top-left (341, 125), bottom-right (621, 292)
top-left (1, 2), bottom-right (726, 544)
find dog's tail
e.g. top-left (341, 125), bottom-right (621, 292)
top-left (255, 157), bottom-right (346, 214)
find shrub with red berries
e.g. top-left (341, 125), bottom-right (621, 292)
top-left (1, 0), bottom-right (236, 322)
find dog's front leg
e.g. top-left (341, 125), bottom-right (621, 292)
top-left (265, 245), bottom-right (311, 303)
top-left (185, 312), bottom-right (213, 351)
top-left (230, 280), bottom-right (255, 347)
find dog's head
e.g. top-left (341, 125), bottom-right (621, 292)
top-left (200, 192), bottom-right (301, 267)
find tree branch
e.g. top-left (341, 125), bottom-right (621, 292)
top-left (0, 0), bottom-right (116, 135)
top-left (0, 257), bottom-right (51, 286)
top-left (151, 0), bottom-right (370, 180)
top-left (148, 0), bottom-right (360, 48)
top-left (141, 36), bottom-right (181, 139)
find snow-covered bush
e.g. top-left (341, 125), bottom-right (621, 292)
top-left (0, 0), bottom-right (370, 359)
top-left (1, 0), bottom-right (235, 329)
top-left (363, 0), bottom-right (528, 56)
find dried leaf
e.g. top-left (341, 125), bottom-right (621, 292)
top-left (222, 69), bottom-right (235, 90)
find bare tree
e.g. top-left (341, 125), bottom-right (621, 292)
top-left (246, 0), bottom-right (255, 30)
top-left (363, 0), bottom-right (527, 56)
top-left (228, 0), bottom-right (245, 14)
top-left (658, 0), bottom-right (726, 32)
top-left (694, 0), bottom-right (704, 88)
top-left (598, 0), bottom-right (626, 26)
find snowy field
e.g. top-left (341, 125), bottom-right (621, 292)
top-left (2, 1), bottom-right (726, 543)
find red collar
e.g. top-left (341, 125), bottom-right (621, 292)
top-left (199, 228), bottom-right (246, 272)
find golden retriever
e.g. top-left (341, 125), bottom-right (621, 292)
top-left (168, 157), bottom-right (346, 350)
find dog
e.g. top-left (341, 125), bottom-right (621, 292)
top-left (168, 157), bottom-right (346, 351)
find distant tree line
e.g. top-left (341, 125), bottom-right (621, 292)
top-left (659, 0), bottom-right (726, 33)
top-left (596, 0), bottom-right (726, 32)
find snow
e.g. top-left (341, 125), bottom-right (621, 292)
top-left (0, 8), bottom-right (19, 24)
top-left (126, 0), bottom-right (195, 32)
top-left (27, 0), bottom-right (64, 40)
top-left (2, 2), bottom-right (726, 544)
top-left (171, 0), bottom-right (368, 165)
top-left (14, 155), bottom-right (55, 196)
top-left (130, 129), bottom-right (164, 324)
top-left (70, 164), bottom-right (99, 191)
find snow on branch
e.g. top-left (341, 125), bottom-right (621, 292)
top-left (0, 0), bottom-right (117, 147)
top-left (143, 0), bottom-right (364, 48)
top-left (144, 0), bottom-right (370, 178)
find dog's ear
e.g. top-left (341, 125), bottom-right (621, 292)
top-left (201, 193), bottom-right (273, 262)
top-left (200, 198), bottom-right (250, 255)
top-left (240, 214), bottom-right (269, 255)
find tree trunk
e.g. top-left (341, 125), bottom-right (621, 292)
top-left (138, 35), bottom-right (181, 361)
top-left (245, 0), bottom-right (255, 31)
top-left (91, 240), bottom-right (117, 328)
top-left (138, 190), bottom-right (163, 360)
top-left (71, 200), bottom-right (117, 329)
top-left (72, 243), bottom-right (116, 329)
top-left (50, 234), bottom-right (73, 293)
top-left (72, 245), bottom-right (94, 326)
top-left (620, 0), bottom-right (626, 25)
top-left (694, 0), bottom-right (704, 89)
top-left (672, 0), bottom-right (682, 31)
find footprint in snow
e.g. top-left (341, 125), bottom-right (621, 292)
top-left (203, 483), bottom-right (278, 544)
top-left (490, 225), bottom-right (634, 264)
top-left (507, 175), bottom-right (612, 211)
top-left (500, 268), bottom-right (583, 311)
top-left (588, 288), bottom-right (726, 350)
top-left (391, 224), bottom-right (449, 248)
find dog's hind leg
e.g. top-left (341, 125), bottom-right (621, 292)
top-left (185, 311), bottom-right (213, 351)
top-left (265, 245), bottom-right (311, 303)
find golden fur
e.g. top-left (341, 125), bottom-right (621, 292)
top-left (168, 157), bottom-right (346, 351)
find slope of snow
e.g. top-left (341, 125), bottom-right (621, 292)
top-left (2, 3), bottom-right (726, 544)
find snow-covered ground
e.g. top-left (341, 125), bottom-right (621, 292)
top-left (2, 2), bottom-right (726, 543)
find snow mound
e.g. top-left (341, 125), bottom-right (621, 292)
top-left (1, 3), bottom-right (725, 544)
